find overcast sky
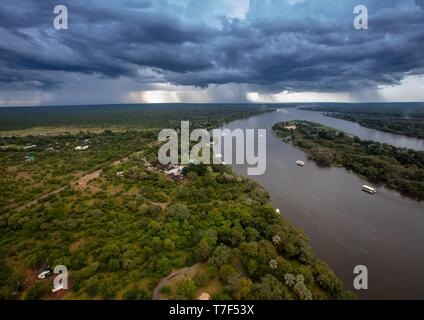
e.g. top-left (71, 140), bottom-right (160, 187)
top-left (0, 0), bottom-right (424, 106)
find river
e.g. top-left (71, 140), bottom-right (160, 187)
top-left (221, 108), bottom-right (424, 300)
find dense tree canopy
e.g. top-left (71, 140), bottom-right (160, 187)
top-left (0, 129), bottom-right (353, 300)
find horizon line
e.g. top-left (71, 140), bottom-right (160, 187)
top-left (1, 101), bottom-right (424, 108)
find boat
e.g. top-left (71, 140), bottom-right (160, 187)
top-left (362, 185), bottom-right (377, 194)
top-left (296, 160), bottom-right (305, 167)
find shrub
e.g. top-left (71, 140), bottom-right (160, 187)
top-left (252, 275), bottom-right (290, 300)
top-left (25, 283), bottom-right (50, 300)
top-left (219, 265), bottom-right (238, 284)
top-left (176, 279), bottom-right (197, 300)
top-left (193, 271), bottom-right (209, 288)
top-left (108, 258), bottom-right (121, 271)
top-left (124, 287), bottom-right (152, 300)
top-left (160, 285), bottom-right (172, 295)
top-left (314, 262), bottom-right (342, 296)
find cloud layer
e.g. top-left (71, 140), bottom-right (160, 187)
top-left (0, 0), bottom-right (423, 104)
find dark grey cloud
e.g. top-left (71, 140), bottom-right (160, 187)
top-left (0, 0), bottom-right (423, 95)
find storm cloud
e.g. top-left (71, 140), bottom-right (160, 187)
top-left (0, 0), bottom-right (423, 104)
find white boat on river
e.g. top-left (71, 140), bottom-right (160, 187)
top-left (362, 185), bottom-right (377, 194)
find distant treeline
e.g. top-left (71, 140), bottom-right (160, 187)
top-left (273, 120), bottom-right (424, 201)
top-left (0, 104), bottom-right (276, 132)
top-left (301, 103), bottom-right (424, 139)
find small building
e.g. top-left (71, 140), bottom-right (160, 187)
top-left (24, 155), bottom-right (35, 163)
top-left (23, 145), bottom-right (37, 150)
top-left (285, 125), bottom-right (297, 131)
top-left (165, 166), bottom-right (185, 181)
top-left (75, 145), bottom-right (89, 151)
top-left (198, 293), bottom-right (211, 301)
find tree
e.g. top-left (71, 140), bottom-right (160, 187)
top-left (164, 239), bottom-right (175, 251)
top-left (290, 275), bottom-right (313, 300)
top-left (166, 204), bottom-right (190, 221)
top-left (245, 227), bottom-right (260, 242)
top-left (98, 281), bottom-right (117, 299)
top-left (219, 265), bottom-right (238, 284)
top-left (124, 287), bottom-right (152, 300)
top-left (314, 261), bottom-right (342, 295)
top-left (269, 259), bottom-right (278, 270)
top-left (272, 235), bottom-right (281, 246)
top-left (212, 245), bottom-right (233, 266)
top-left (227, 275), bottom-right (252, 300)
top-left (25, 283), bottom-right (50, 300)
top-left (195, 239), bottom-right (211, 261)
top-left (252, 275), bottom-right (290, 300)
top-left (177, 279), bottom-right (197, 300)
top-left (193, 271), bottom-right (209, 287)
top-left (108, 258), bottom-right (121, 271)
top-left (246, 259), bottom-right (257, 277)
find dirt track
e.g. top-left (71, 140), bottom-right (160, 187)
top-left (16, 169), bottom-right (102, 211)
top-left (15, 153), bottom-right (147, 211)
top-left (152, 264), bottom-right (199, 300)
top-left (16, 186), bottom-right (69, 212)
top-left (77, 170), bottom-right (102, 190)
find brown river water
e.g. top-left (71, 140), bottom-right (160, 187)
top-left (220, 108), bottom-right (424, 300)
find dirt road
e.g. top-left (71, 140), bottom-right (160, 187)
top-left (14, 153), bottom-right (149, 211)
top-left (77, 170), bottom-right (102, 190)
top-left (152, 264), bottom-right (199, 300)
top-left (16, 169), bottom-right (103, 211)
top-left (16, 186), bottom-right (69, 212)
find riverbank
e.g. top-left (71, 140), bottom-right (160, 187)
top-left (324, 113), bottom-right (424, 139)
top-left (273, 120), bottom-right (424, 201)
top-left (221, 109), bottom-right (424, 299)
top-left (0, 119), bottom-right (351, 300)
top-left (299, 103), bottom-right (424, 139)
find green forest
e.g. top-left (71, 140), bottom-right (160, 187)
top-left (0, 132), bottom-right (353, 300)
top-left (302, 103), bottom-right (424, 138)
top-left (0, 107), bottom-right (354, 300)
top-left (273, 121), bottom-right (424, 200)
top-left (0, 104), bottom-right (273, 133)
